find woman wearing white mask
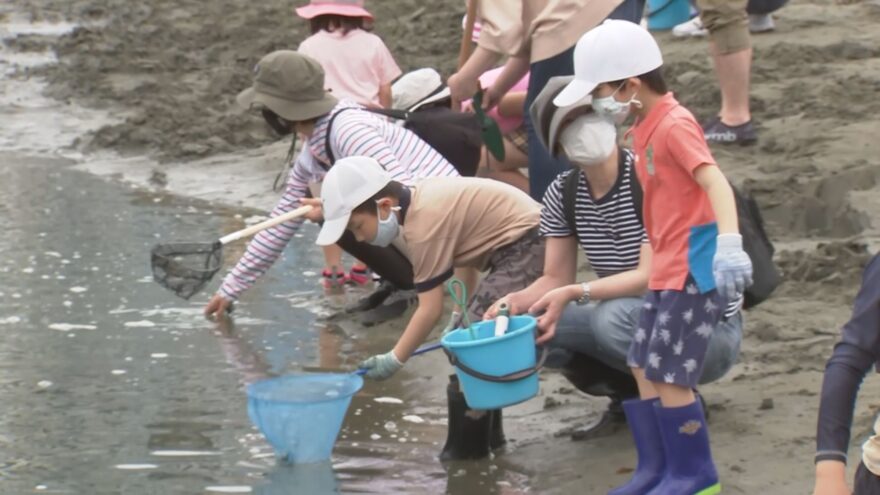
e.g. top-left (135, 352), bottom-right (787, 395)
top-left (486, 77), bottom-right (743, 441)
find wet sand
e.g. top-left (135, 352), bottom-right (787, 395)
top-left (3, 0), bottom-right (880, 493)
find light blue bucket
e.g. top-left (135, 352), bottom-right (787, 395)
top-left (441, 315), bottom-right (545, 410)
top-left (247, 373), bottom-right (363, 464)
top-left (647, 0), bottom-right (691, 30)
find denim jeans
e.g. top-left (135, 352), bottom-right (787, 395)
top-left (545, 297), bottom-right (742, 385)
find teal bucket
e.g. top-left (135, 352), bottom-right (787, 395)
top-left (441, 315), bottom-right (545, 410)
top-left (647, 0), bottom-right (691, 30)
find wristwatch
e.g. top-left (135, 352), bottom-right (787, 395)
top-left (577, 282), bottom-right (591, 305)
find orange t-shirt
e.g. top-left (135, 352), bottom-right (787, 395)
top-left (631, 93), bottom-right (718, 293)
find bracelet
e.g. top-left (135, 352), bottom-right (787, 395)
top-left (577, 282), bottom-right (591, 305)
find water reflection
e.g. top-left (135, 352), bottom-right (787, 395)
top-left (0, 153), bottom-right (547, 494)
top-left (255, 461), bottom-right (339, 495)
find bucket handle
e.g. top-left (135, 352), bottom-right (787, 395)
top-left (443, 346), bottom-right (548, 383)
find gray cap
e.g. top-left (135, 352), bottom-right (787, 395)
top-left (236, 50), bottom-right (338, 122)
top-left (528, 75), bottom-right (593, 157)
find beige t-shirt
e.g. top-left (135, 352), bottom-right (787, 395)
top-left (403, 177), bottom-right (541, 292)
top-left (478, 0), bottom-right (622, 62)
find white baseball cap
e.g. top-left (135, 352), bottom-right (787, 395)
top-left (392, 68), bottom-right (443, 111)
top-left (553, 20), bottom-right (663, 107)
top-left (316, 156), bottom-right (392, 246)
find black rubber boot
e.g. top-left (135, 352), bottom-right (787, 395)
top-left (345, 280), bottom-right (395, 313)
top-left (489, 409), bottom-right (506, 450)
top-left (439, 375), bottom-right (492, 461)
top-left (560, 352), bottom-right (639, 441)
top-left (570, 396), bottom-right (628, 441)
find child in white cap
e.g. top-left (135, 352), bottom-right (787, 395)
top-left (553, 20), bottom-right (752, 495)
top-left (316, 155), bottom-right (545, 459)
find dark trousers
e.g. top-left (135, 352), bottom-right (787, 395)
top-left (608, 0), bottom-right (647, 23)
top-left (335, 230), bottom-right (414, 290)
top-left (522, 0), bottom-right (646, 202)
top-left (524, 47), bottom-right (576, 201)
top-left (561, 351), bottom-right (640, 400)
top-left (856, 462), bottom-right (880, 495)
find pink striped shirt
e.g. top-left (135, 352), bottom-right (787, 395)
top-left (218, 100), bottom-right (459, 300)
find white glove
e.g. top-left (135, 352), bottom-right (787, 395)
top-left (713, 234), bottom-right (753, 300)
top-left (359, 350), bottom-right (403, 381)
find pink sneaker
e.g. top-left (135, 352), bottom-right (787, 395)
top-left (322, 267), bottom-right (347, 290)
top-left (347, 266), bottom-right (373, 286)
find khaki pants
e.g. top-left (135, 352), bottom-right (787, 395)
top-left (698, 0), bottom-right (750, 54)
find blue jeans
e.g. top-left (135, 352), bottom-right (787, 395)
top-left (545, 297), bottom-right (742, 385)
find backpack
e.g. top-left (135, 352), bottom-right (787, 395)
top-left (561, 167), bottom-right (780, 309)
top-left (324, 106), bottom-right (481, 177)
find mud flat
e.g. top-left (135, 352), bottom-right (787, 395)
top-left (3, 0), bottom-right (880, 493)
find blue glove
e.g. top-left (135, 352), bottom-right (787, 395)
top-left (359, 350), bottom-right (403, 381)
top-left (441, 311), bottom-right (462, 337)
top-left (713, 234), bottom-right (753, 300)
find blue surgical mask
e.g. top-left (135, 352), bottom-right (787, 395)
top-left (369, 202), bottom-right (400, 247)
top-left (592, 82), bottom-right (640, 125)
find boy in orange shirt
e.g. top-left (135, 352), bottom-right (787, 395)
top-left (554, 20), bottom-right (753, 495)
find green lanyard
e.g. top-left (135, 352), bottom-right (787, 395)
top-left (446, 277), bottom-right (477, 340)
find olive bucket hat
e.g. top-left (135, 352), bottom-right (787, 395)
top-left (236, 50), bottom-right (338, 122)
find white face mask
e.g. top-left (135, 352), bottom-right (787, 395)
top-left (368, 202), bottom-right (401, 247)
top-left (591, 82), bottom-right (641, 125)
top-left (559, 114), bottom-right (618, 167)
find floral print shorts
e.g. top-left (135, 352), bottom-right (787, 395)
top-left (627, 276), bottom-right (724, 388)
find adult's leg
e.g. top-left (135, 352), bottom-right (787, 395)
top-left (524, 47), bottom-right (575, 202)
top-left (699, 0), bottom-right (753, 127)
top-left (549, 297), bottom-right (643, 372)
top-left (546, 298), bottom-right (643, 440)
top-left (606, 0), bottom-right (647, 23)
top-left (698, 312), bottom-right (743, 384)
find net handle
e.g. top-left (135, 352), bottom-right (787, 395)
top-left (218, 205), bottom-right (313, 245)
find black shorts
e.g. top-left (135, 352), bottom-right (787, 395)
top-left (856, 462), bottom-right (880, 495)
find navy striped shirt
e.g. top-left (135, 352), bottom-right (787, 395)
top-left (540, 150), bottom-right (646, 279)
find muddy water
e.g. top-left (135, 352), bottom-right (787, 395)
top-left (0, 153), bottom-right (534, 494)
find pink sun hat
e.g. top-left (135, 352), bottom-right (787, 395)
top-left (295, 0), bottom-right (374, 20)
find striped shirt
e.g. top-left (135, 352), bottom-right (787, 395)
top-left (541, 149), bottom-right (646, 278)
top-left (218, 100), bottom-right (459, 300)
top-left (539, 150), bottom-right (741, 317)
